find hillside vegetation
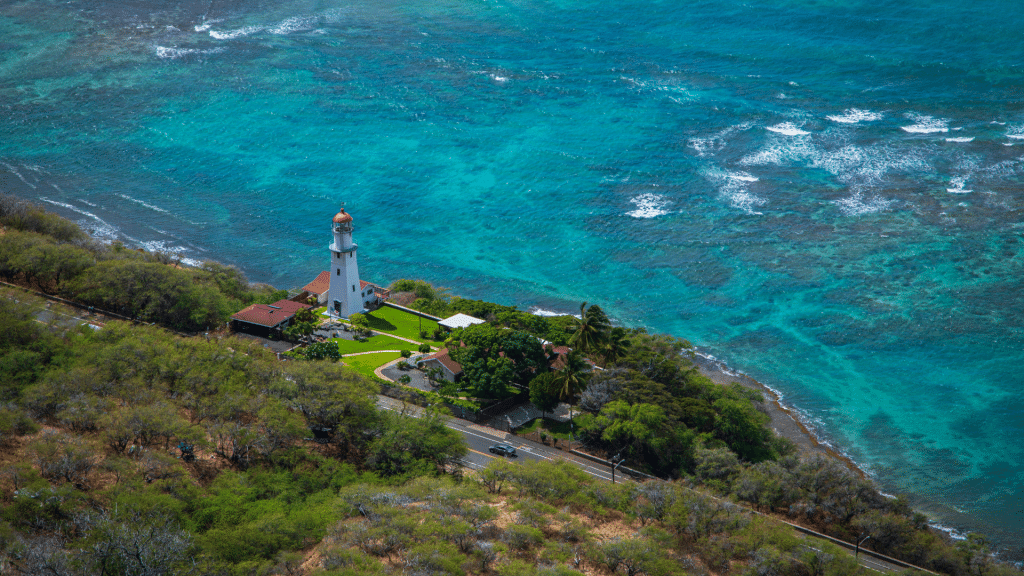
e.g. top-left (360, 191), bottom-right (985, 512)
top-left (0, 194), bottom-right (285, 332)
top-left (0, 201), bottom-right (1016, 576)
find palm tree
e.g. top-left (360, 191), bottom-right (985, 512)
top-left (557, 350), bottom-right (591, 439)
top-left (568, 302), bottom-right (611, 356)
top-left (603, 326), bottom-right (630, 366)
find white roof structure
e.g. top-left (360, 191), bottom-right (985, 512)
top-left (439, 313), bottom-right (486, 330)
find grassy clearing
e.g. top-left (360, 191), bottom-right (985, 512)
top-left (517, 417), bottom-right (574, 440)
top-left (362, 306), bottom-right (444, 343)
top-left (332, 333), bottom-right (408, 355)
top-left (342, 351), bottom-right (403, 379)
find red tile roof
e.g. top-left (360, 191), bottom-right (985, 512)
top-left (303, 271), bottom-right (330, 295)
top-left (421, 348), bottom-right (463, 375)
top-left (231, 299), bottom-right (311, 328)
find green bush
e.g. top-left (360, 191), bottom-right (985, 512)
top-left (305, 341), bottom-right (341, 361)
top-left (418, 343), bottom-right (431, 353)
top-left (400, 349), bottom-right (412, 358)
top-left (0, 405), bottom-right (39, 444)
top-left (398, 375), bottom-right (411, 385)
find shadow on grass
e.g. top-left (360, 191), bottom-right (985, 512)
top-left (364, 313), bottom-right (397, 332)
top-left (518, 418), bottom-right (574, 440)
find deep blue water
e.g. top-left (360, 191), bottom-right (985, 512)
top-left (2, 0), bottom-right (1023, 547)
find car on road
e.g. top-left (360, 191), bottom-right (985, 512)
top-left (488, 443), bottom-right (517, 457)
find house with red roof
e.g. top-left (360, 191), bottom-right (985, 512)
top-left (230, 299), bottom-right (311, 338)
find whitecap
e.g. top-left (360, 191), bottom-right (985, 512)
top-left (267, 15), bottom-right (317, 35)
top-left (945, 137), bottom-right (974, 143)
top-left (826, 108), bottom-right (883, 124)
top-left (79, 199), bottom-right (97, 207)
top-left (766, 122), bottom-right (810, 136)
top-left (528, 307), bottom-right (575, 318)
top-left (626, 193), bottom-right (670, 218)
top-left (688, 122), bottom-right (752, 157)
top-left (209, 25), bottom-right (264, 40)
top-left (489, 74), bottom-right (509, 83)
top-left (155, 46), bottom-right (224, 59)
top-left (900, 113), bottom-right (949, 134)
top-left (727, 191), bottom-right (766, 215)
top-left (834, 192), bottom-right (894, 215)
top-left (117, 193), bottom-right (169, 213)
top-left (726, 171), bottom-right (759, 182)
top-left (947, 176), bottom-right (972, 194)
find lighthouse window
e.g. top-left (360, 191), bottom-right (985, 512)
top-left (336, 269), bottom-right (339, 276)
top-left (349, 252), bottom-right (353, 258)
top-left (352, 285), bottom-right (356, 292)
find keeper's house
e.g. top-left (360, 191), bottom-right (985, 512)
top-left (230, 299), bottom-right (311, 338)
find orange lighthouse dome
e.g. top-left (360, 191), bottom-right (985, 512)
top-left (332, 208), bottom-right (353, 224)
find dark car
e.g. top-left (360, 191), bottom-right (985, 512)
top-left (488, 443), bottom-right (517, 457)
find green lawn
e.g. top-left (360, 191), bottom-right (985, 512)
top-left (342, 351), bottom-right (403, 379)
top-left (361, 306), bottom-right (445, 343)
top-left (331, 333), bottom-right (409, 355)
top-left (517, 418), bottom-right (574, 440)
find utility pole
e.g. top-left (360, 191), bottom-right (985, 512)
top-left (611, 453), bottom-right (624, 484)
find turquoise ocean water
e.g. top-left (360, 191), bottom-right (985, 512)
top-left (2, 0), bottom-right (1023, 548)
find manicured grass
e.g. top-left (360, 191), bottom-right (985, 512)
top-left (518, 418), bottom-right (574, 440)
top-left (331, 333), bottom-right (408, 355)
top-left (361, 306), bottom-right (445, 343)
top-left (342, 351), bottom-right (403, 379)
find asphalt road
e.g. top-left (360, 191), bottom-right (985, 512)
top-left (376, 395), bottom-right (918, 574)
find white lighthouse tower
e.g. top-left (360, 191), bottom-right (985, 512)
top-left (328, 205), bottom-right (363, 318)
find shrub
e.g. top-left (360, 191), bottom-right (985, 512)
top-left (400, 349), bottom-right (412, 358)
top-left (418, 343), bottom-right (431, 353)
top-left (30, 431), bottom-right (97, 488)
top-left (0, 404), bottom-right (39, 445)
top-left (396, 361), bottom-right (411, 371)
top-left (399, 375), bottom-right (411, 385)
top-left (503, 524), bottom-right (544, 551)
top-left (305, 341), bottom-right (341, 361)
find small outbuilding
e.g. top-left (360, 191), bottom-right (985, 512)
top-left (438, 313), bottom-right (486, 331)
top-left (230, 299), bottom-right (312, 338)
top-left (417, 348), bottom-right (463, 382)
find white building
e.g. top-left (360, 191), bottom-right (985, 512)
top-left (327, 207), bottom-right (371, 318)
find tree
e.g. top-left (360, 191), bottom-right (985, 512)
top-left (556, 350), bottom-right (590, 433)
top-left (595, 401), bottom-right (666, 457)
top-left (448, 324), bottom-right (547, 397)
top-left (603, 326), bottom-right (630, 366)
top-left (529, 372), bottom-right (561, 418)
top-left (567, 302), bottom-right (610, 356)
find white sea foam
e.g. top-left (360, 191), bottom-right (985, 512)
top-left (209, 25), bottom-right (264, 40)
top-left (727, 190), bottom-right (767, 215)
top-left (688, 122), bottom-right (751, 157)
top-left (39, 197), bottom-right (119, 240)
top-left (79, 199), bottom-right (97, 207)
top-left (900, 113), bottom-right (949, 134)
top-left (117, 193), bottom-right (170, 213)
top-left (1, 161), bottom-right (36, 189)
top-left (528, 307), bottom-right (576, 318)
top-left (826, 108), bottom-right (883, 124)
top-left (194, 19), bottom-right (224, 32)
top-left (626, 193), bottom-right (670, 218)
top-left (726, 171), bottom-right (758, 182)
top-left (155, 46), bottom-right (224, 59)
top-left (766, 122), bottom-right (810, 136)
top-left (947, 176), bottom-right (972, 194)
top-left (945, 136), bottom-right (974, 143)
top-left (834, 192), bottom-right (894, 215)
